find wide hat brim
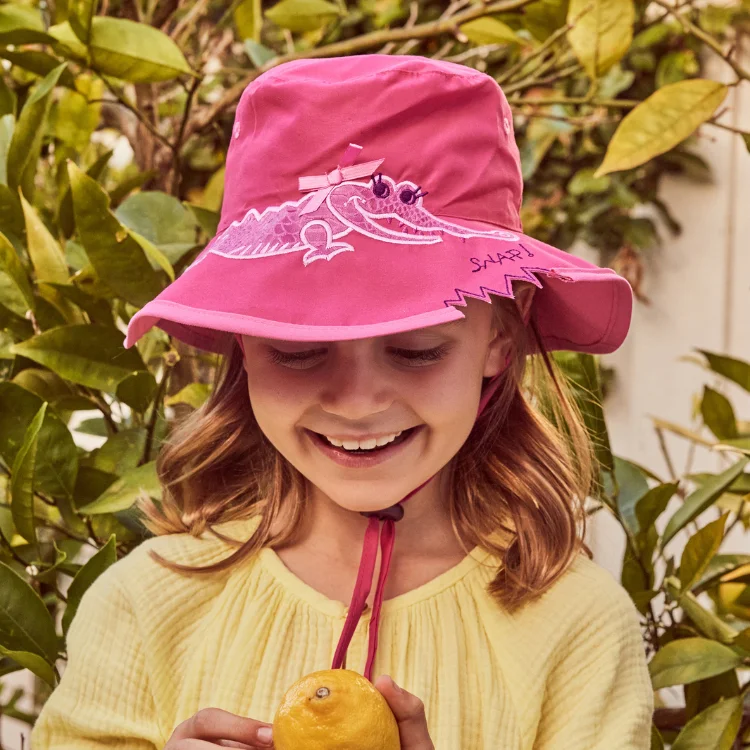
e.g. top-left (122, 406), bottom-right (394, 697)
top-left (124, 214), bottom-right (632, 355)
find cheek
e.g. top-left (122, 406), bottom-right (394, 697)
top-left (244, 369), bottom-right (308, 443)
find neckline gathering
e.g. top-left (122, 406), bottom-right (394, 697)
top-left (258, 543), bottom-right (496, 618)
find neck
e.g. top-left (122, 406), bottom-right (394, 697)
top-left (277, 465), bottom-right (468, 570)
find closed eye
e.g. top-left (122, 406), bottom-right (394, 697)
top-left (266, 345), bottom-right (451, 369)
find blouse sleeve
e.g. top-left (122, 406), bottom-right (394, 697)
top-left (30, 564), bottom-right (163, 749)
top-left (532, 581), bottom-right (655, 750)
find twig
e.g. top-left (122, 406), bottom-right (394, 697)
top-left (168, 75), bottom-right (201, 196)
top-left (496, 19), bottom-right (573, 86)
top-left (444, 43), bottom-right (505, 63)
top-left (655, 426), bottom-right (679, 482)
top-left (509, 95), bottom-right (640, 108)
top-left (653, 0), bottom-right (750, 82)
top-left (143, 368), bottom-right (170, 464)
top-left (171, 0), bottom-right (211, 45)
top-left (98, 76), bottom-right (174, 150)
top-left (186, 0), bottom-right (540, 138)
top-left (709, 118), bottom-right (750, 138)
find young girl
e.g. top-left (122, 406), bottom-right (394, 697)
top-left (31, 55), bottom-right (653, 750)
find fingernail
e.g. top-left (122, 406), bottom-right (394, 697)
top-left (390, 676), bottom-right (404, 693)
top-left (257, 726), bottom-right (273, 744)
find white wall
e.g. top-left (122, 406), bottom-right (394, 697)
top-left (588, 49), bottom-right (750, 713)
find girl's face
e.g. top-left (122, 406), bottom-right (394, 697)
top-left (240, 293), bottom-right (533, 514)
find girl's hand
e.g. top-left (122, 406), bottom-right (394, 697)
top-left (165, 707), bottom-right (274, 748)
top-left (375, 675), bottom-right (435, 750)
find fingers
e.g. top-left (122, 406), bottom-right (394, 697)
top-left (168, 707), bottom-right (274, 748)
top-left (374, 675), bottom-right (435, 750)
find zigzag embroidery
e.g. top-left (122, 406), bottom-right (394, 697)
top-left (443, 266), bottom-right (561, 307)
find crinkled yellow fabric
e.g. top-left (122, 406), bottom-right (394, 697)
top-left (31, 516), bottom-right (654, 749)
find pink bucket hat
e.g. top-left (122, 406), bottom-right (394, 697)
top-left (124, 54), bottom-right (632, 354)
top-left (124, 54), bottom-right (633, 681)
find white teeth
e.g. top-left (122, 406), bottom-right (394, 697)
top-left (325, 431), bottom-right (403, 451)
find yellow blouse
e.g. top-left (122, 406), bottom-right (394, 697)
top-left (31, 516), bottom-right (654, 749)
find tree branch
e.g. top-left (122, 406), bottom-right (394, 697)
top-left (185, 0), bottom-right (540, 139)
top-left (653, 0), bottom-right (750, 82)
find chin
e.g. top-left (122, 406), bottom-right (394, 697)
top-left (316, 481), bottom-right (409, 515)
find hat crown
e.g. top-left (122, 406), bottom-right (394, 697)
top-left (221, 54), bottom-right (523, 237)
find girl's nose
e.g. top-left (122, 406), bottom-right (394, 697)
top-left (318, 355), bottom-right (394, 421)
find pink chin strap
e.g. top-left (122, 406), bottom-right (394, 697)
top-left (234, 332), bottom-right (509, 680)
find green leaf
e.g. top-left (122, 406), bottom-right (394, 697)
top-left (184, 202), bottom-right (220, 236)
top-left (58, 149), bottom-right (113, 239)
top-left (671, 694), bottom-right (743, 750)
top-left (554, 352), bottom-right (614, 475)
top-left (0, 4), bottom-right (55, 45)
top-left (679, 514), bottom-right (728, 593)
top-left (69, 0), bottom-right (99, 44)
top-left (524, 0), bottom-right (569, 41)
top-left (165, 382), bottom-right (212, 409)
top-left (243, 39), bottom-right (276, 69)
top-left (662, 457), bottom-right (750, 548)
top-left (88, 427), bottom-right (147, 475)
top-left (0, 382), bottom-right (78, 498)
top-left (116, 371), bottom-right (158, 414)
top-left (606, 456), bottom-right (648, 534)
top-left (75, 417), bottom-right (109, 437)
top-left (568, 167), bottom-right (611, 195)
top-left (597, 64), bottom-right (635, 98)
top-left (701, 386), bottom-right (738, 441)
top-left (62, 534), bottom-right (116, 636)
top-left (696, 350), bottom-right (750, 393)
top-left (742, 133), bottom-right (750, 153)
top-left (0, 561), bottom-right (58, 662)
top-left (636, 482), bottom-right (679, 535)
top-left (649, 638), bottom-right (743, 689)
top-left (0, 229), bottom-right (34, 317)
top-left (127, 229), bottom-right (175, 282)
top-left (88, 17), bottom-right (193, 83)
top-left (10, 402), bottom-right (47, 544)
top-left (567, 0), bottom-right (634, 78)
top-left (695, 554), bottom-right (750, 594)
top-left (67, 162), bottom-right (164, 307)
top-left (19, 193), bottom-right (69, 284)
top-left (596, 80), bottom-right (729, 177)
top-left (656, 50), bottom-right (699, 89)
top-left (47, 21), bottom-right (89, 61)
top-left (6, 64), bottom-right (67, 197)
top-left (265, 0), bottom-right (341, 32)
top-left (10, 324), bottom-right (147, 392)
top-left (234, 0), bottom-right (263, 41)
top-left (78, 461), bottom-right (161, 514)
top-left (669, 586), bottom-right (738, 645)
top-left (0, 646), bottom-right (56, 687)
top-left (0, 112), bottom-right (13, 183)
top-left (115, 191), bottom-right (199, 267)
top-left (459, 17), bottom-right (522, 46)
top-left (51, 77), bottom-right (103, 152)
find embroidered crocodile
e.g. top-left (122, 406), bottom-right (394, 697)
top-left (185, 173), bottom-right (519, 271)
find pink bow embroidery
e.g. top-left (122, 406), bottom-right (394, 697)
top-left (298, 143), bottom-right (385, 215)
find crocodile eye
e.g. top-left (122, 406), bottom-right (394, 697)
top-left (399, 186), bottom-right (428, 205)
top-left (371, 173), bottom-right (390, 199)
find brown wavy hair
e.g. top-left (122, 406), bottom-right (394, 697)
top-left (137, 286), bottom-right (596, 613)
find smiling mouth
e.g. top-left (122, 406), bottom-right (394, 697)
top-left (311, 427), bottom-right (417, 453)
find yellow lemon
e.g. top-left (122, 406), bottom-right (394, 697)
top-left (273, 668), bottom-right (401, 750)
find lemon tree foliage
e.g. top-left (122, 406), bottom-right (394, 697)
top-left (0, 0), bottom-right (749, 745)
